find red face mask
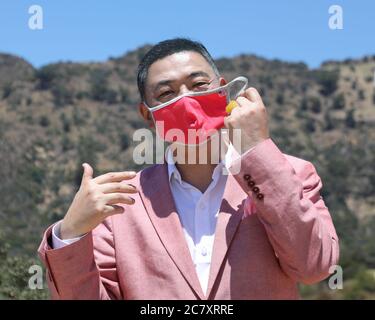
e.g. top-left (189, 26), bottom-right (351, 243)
top-left (145, 76), bottom-right (248, 145)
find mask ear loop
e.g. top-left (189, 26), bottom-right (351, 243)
top-left (221, 77), bottom-right (248, 172)
top-left (226, 76), bottom-right (248, 103)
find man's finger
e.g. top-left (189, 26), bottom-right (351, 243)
top-left (224, 103), bottom-right (242, 127)
top-left (102, 204), bottom-right (125, 216)
top-left (104, 193), bottom-right (136, 205)
top-left (100, 182), bottom-right (138, 194)
top-left (94, 171), bottom-right (137, 184)
top-left (236, 96), bottom-right (251, 108)
top-left (81, 163), bottom-right (93, 183)
top-left (223, 116), bottom-right (234, 141)
top-left (244, 87), bottom-right (262, 103)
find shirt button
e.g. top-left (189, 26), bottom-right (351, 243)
top-left (248, 180), bottom-right (256, 187)
top-left (201, 247), bottom-right (207, 256)
top-left (257, 193), bottom-right (264, 200)
top-left (244, 174), bottom-right (251, 181)
top-left (199, 203), bottom-right (206, 210)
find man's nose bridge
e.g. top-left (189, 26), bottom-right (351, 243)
top-left (178, 84), bottom-right (190, 96)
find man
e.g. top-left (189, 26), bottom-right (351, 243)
top-left (38, 38), bottom-right (339, 300)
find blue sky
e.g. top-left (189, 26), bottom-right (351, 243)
top-left (1, 0), bottom-right (374, 68)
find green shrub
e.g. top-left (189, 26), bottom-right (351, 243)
top-left (304, 119), bottom-right (316, 132)
top-left (59, 113), bottom-right (71, 133)
top-left (345, 109), bottom-right (356, 128)
top-left (310, 97), bottom-right (322, 113)
top-left (365, 75), bottom-right (373, 83)
top-left (323, 111), bottom-right (334, 131)
top-left (36, 65), bottom-right (59, 90)
top-left (332, 93), bottom-right (346, 110)
top-left (52, 84), bottom-right (74, 107)
top-left (276, 92), bottom-right (284, 105)
top-left (39, 116), bottom-right (50, 127)
top-left (2, 82), bottom-right (12, 99)
top-left (300, 97), bottom-right (308, 111)
top-left (0, 234), bottom-right (48, 300)
top-left (358, 89), bottom-right (365, 101)
top-left (314, 70), bottom-right (339, 96)
top-left (91, 82), bottom-right (117, 103)
top-left (89, 69), bottom-right (118, 104)
top-left (120, 133), bottom-right (131, 150)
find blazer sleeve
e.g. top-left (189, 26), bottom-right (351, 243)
top-left (231, 138), bottom-right (340, 284)
top-left (38, 217), bottom-right (122, 299)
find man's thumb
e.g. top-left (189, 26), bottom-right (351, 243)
top-left (82, 163), bottom-right (93, 182)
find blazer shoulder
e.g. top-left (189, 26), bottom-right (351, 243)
top-left (139, 163), bottom-right (166, 177)
top-left (124, 163), bottom-right (166, 188)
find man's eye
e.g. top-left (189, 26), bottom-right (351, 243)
top-left (158, 91), bottom-right (173, 98)
top-left (193, 82), bottom-right (209, 89)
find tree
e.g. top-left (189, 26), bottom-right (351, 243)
top-left (332, 93), bottom-right (346, 110)
top-left (52, 84), bottom-right (74, 107)
top-left (358, 89), bottom-right (365, 101)
top-left (2, 82), bottom-right (12, 99)
top-left (300, 97), bottom-right (308, 111)
top-left (310, 97), bottom-right (322, 113)
top-left (345, 109), bottom-right (356, 128)
top-left (36, 65), bottom-right (58, 90)
top-left (276, 92), bottom-right (284, 105)
top-left (304, 119), bottom-right (316, 133)
top-left (120, 133), bottom-right (131, 151)
top-left (324, 111), bottom-right (334, 131)
top-left (89, 69), bottom-right (118, 104)
top-left (314, 70), bottom-right (339, 96)
top-left (59, 113), bottom-right (71, 133)
top-left (91, 82), bottom-right (117, 103)
top-left (39, 115), bottom-right (50, 127)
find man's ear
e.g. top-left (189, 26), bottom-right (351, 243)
top-left (138, 102), bottom-right (154, 128)
top-left (219, 77), bottom-right (227, 86)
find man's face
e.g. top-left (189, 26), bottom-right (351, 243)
top-left (141, 51), bottom-right (225, 113)
top-left (139, 51), bottom-right (227, 163)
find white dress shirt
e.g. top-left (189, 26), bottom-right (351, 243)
top-left (52, 144), bottom-right (240, 295)
top-left (165, 148), bottom-right (230, 295)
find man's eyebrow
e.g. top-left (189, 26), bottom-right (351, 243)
top-left (153, 80), bottom-right (172, 92)
top-left (187, 71), bottom-right (211, 79)
top-left (152, 71), bottom-right (212, 92)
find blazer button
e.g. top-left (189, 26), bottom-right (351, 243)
top-left (243, 174), bottom-right (251, 181)
top-left (256, 193), bottom-right (264, 200)
top-left (248, 180), bottom-right (255, 187)
top-left (252, 186), bottom-right (260, 194)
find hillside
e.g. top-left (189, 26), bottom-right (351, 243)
top-left (0, 46), bottom-right (374, 299)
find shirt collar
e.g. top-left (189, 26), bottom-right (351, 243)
top-left (166, 148), bottom-right (182, 184)
top-left (166, 143), bottom-right (237, 185)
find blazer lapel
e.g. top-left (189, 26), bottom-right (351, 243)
top-left (138, 164), bottom-right (206, 300)
top-left (206, 173), bottom-right (249, 299)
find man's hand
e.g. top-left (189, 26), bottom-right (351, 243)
top-left (60, 163), bottom-right (138, 239)
top-left (224, 87), bottom-right (269, 154)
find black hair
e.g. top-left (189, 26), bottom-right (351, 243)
top-left (137, 38), bottom-right (220, 102)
